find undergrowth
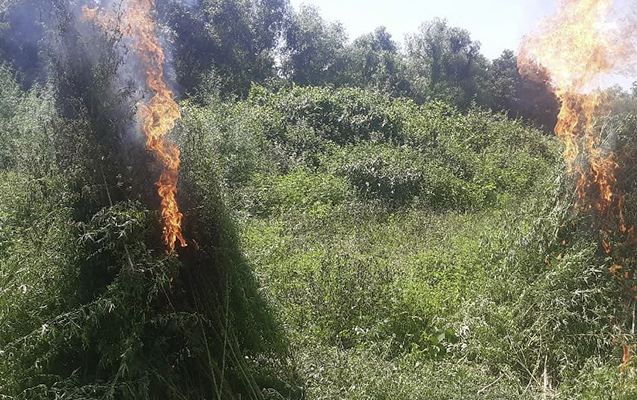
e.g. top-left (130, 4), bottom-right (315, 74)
top-left (3, 69), bottom-right (637, 399)
top-left (181, 85), bottom-right (637, 398)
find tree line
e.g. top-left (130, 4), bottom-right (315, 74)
top-left (0, 0), bottom-right (560, 128)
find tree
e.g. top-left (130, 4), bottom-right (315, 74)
top-left (603, 84), bottom-right (637, 116)
top-left (159, 0), bottom-right (290, 97)
top-left (280, 4), bottom-right (348, 86)
top-left (0, 0), bottom-right (46, 87)
top-left (0, 2), bottom-right (287, 397)
top-left (404, 18), bottom-right (489, 108)
top-left (344, 26), bottom-right (410, 96)
top-left (487, 50), bottom-right (522, 116)
top-left (487, 49), bottom-right (559, 130)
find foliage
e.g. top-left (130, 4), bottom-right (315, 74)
top-left (3, 1), bottom-right (637, 398)
top-left (404, 18), bottom-right (489, 108)
top-left (486, 49), bottom-right (559, 130)
top-left (0, 16), bottom-right (287, 399)
top-left (344, 27), bottom-right (410, 96)
top-left (185, 85), bottom-right (556, 214)
top-left (281, 4), bottom-right (348, 87)
top-left (158, 0), bottom-right (289, 96)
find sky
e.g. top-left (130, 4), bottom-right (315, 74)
top-left (288, 0), bottom-right (557, 60)
top-left (288, 0), bottom-right (637, 88)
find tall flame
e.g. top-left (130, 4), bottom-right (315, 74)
top-left (518, 0), bottom-right (634, 222)
top-left (519, 0), bottom-right (637, 366)
top-left (84, 1), bottom-right (186, 253)
top-left (129, 0), bottom-right (186, 252)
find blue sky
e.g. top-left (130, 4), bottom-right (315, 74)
top-left (288, 0), bottom-right (557, 60)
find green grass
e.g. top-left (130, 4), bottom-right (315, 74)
top-left (239, 201), bottom-right (530, 397)
top-left (237, 169), bottom-right (635, 398)
top-left (3, 74), bottom-right (637, 398)
top-left (173, 85), bottom-right (637, 398)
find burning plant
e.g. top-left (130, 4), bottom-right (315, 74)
top-left (84, 0), bottom-right (186, 253)
top-left (519, 0), bottom-right (635, 225)
top-left (519, 0), bottom-right (637, 367)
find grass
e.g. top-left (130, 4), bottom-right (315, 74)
top-left (2, 75), bottom-right (637, 398)
top-left (239, 201), bottom-right (536, 398)
top-left (175, 86), bottom-right (636, 398)
top-left (237, 168), bottom-right (635, 398)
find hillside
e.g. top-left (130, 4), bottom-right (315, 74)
top-left (1, 0), bottom-right (637, 399)
top-left (180, 85), bottom-right (637, 398)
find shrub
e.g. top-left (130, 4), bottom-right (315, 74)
top-left (248, 85), bottom-right (404, 145)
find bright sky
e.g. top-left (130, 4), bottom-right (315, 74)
top-left (288, 0), bottom-right (557, 60)
top-left (289, 0), bottom-right (637, 87)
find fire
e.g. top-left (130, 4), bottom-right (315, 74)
top-left (129, 0), bottom-right (187, 252)
top-left (84, 1), bottom-right (186, 253)
top-left (82, 6), bottom-right (98, 20)
top-left (518, 0), bottom-right (633, 219)
top-left (603, 239), bottom-right (612, 254)
top-left (519, 0), bottom-right (637, 369)
top-left (81, 6), bottom-right (112, 31)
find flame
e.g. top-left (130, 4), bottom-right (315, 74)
top-left (610, 264), bottom-right (623, 275)
top-left (81, 5), bottom-right (112, 31)
top-left (603, 239), bottom-right (612, 254)
top-left (518, 0), bottom-right (634, 220)
top-left (520, 0), bottom-right (637, 372)
top-left (82, 6), bottom-right (98, 20)
top-left (129, 0), bottom-right (186, 252)
top-left (623, 345), bottom-right (632, 367)
top-left (83, 1), bottom-right (186, 253)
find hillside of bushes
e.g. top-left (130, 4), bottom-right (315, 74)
top-left (176, 85), bottom-right (637, 398)
top-left (2, 0), bottom-right (637, 398)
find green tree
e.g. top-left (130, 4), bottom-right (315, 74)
top-left (344, 26), bottom-right (410, 96)
top-left (281, 4), bottom-right (348, 86)
top-left (404, 18), bottom-right (489, 108)
top-left (487, 49), bottom-right (559, 130)
top-left (0, 2), bottom-right (288, 397)
top-left (159, 0), bottom-right (290, 97)
top-left (487, 49), bottom-right (521, 115)
top-left (603, 83), bottom-right (637, 116)
top-left (0, 0), bottom-right (47, 87)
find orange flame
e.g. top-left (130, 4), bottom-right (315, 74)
top-left (610, 264), bottom-right (623, 275)
top-left (82, 6), bottom-right (98, 20)
top-left (603, 239), bottom-right (612, 254)
top-left (518, 0), bottom-right (634, 220)
top-left (520, 0), bottom-right (637, 372)
top-left (81, 5), bottom-right (112, 31)
top-left (83, 1), bottom-right (186, 253)
top-left (129, 0), bottom-right (186, 252)
top-left (623, 345), bottom-right (631, 368)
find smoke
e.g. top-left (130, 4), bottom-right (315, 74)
top-left (0, 0), bottom-right (183, 116)
top-left (0, 0), bottom-right (48, 87)
top-left (175, 0), bottom-right (200, 10)
top-left (58, 0), bottom-right (186, 157)
top-left (1, 0), bottom-right (189, 250)
top-left (80, 0), bottom-right (187, 251)
top-left (519, 0), bottom-right (637, 92)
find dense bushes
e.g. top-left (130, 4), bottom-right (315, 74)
top-left (182, 85), bottom-right (557, 215)
top-left (178, 84), bottom-right (637, 398)
top-left (3, 54), bottom-right (636, 397)
top-left (0, 55), bottom-right (287, 398)
top-left (249, 86), bottom-right (404, 145)
top-left (3, 0), bottom-right (635, 397)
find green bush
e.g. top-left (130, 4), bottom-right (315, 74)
top-left (0, 60), bottom-right (291, 399)
top-left (249, 169), bottom-right (352, 217)
top-left (337, 144), bottom-right (425, 207)
top-left (183, 86), bottom-right (557, 215)
top-left (248, 85), bottom-right (404, 145)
